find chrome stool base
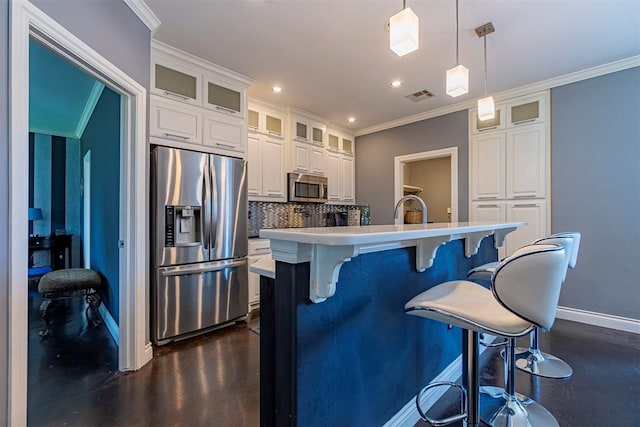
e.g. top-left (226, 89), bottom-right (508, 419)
top-left (514, 348), bottom-right (573, 379)
top-left (480, 386), bottom-right (559, 427)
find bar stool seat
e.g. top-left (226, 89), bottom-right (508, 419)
top-left (406, 244), bottom-right (567, 427)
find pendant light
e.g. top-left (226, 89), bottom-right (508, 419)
top-left (390, 0), bottom-right (419, 57)
top-left (476, 22), bottom-right (495, 121)
top-left (446, 0), bottom-right (469, 97)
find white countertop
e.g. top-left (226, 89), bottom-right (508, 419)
top-left (259, 221), bottom-right (524, 246)
top-left (258, 221), bottom-right (526, 303)
top-left (249, 256), bottom-right (275, 279)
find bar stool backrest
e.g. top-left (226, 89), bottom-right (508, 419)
top-left (492, 244), bottom-right (567, 331)
top-left (551, 232), bottom-right (581, 269)
top-left (533, 235), bottom-right (574, 282)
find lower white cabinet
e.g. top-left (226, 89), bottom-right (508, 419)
top-left (150, 96), bottom-right (202, 144)
top-left (248, 239), bottom-right (271, 312)
top-left (341, 155), bottom-right (354, 202)
top-left (505, 200), bottom-right (547, 256)
top-left (471, 201), bottom-right (506, 259)
top-left (248, 134), bottom-right (285, 201)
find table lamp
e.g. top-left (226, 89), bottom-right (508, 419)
top-left (28, 207), bottom-right (42, 236)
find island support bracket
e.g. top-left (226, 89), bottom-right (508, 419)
top-left (309, 244), bottom-right (359, 303)
top-left (415, 236), bottom-right (454, 272)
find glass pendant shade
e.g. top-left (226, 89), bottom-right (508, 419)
top-left (446, 64), bottom-right (469, 97)
top-left (390, 7), bottom-right (419, 57)
top-left (478, 96), bottom-right (496, 121)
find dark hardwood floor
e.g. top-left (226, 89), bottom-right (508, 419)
top-left (27, 284), bottom-right (639, 426)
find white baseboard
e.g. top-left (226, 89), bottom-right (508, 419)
top-left (384, 339), bottom-right (494, 427)
top-left (98, 303), bottom-right (120, 344)
top-left (556, 306), bottom-right (640, 334)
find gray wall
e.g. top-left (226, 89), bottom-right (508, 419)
top-left (406, 157), bottom-right (452, 222)
top-left (551, 67), bottom-right (640, 319)
top-left (1, 0), bottom-right (8, 422)
top-left (1, 0), bottom-right (150, 422)
top-left (355, 110), bottom-right (468, 225)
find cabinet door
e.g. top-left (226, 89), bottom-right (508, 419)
top-left (506, 125), bottom-right (546, 199)
top-left (470, 134), bottom-right (506, 200)
top-left (309, 145), bottom-right (326, 176)
top-left (261, 138), bottom-right (285, 198)
top-left (204, 77), bottom-right (245, 118)
top-left (265, 112), bottom-right (284, 138)
top-left (470, 201), bottom-right (506, 223)
top-left (341, 156), bottom-right (355, 202)
top-left (150, 98), bottom-right (202, 144)
top-left (505, 200), bottom-right (547, 256)
top-left (470, 105), bottom-right (505, 134)
top-left (292, 142), bottom-right (310, 172)
top-left (247, 135), bottom-right (261, 196)
top-left (342, 138), bottom-right (354, 155)
top-left (152, 58), bottom-right (201, 106)
top-left (326, 152), bottom-right (341, 201)
top-left (202, 113), bottom-right (246, 153)
top-left (328, 134), bottom-right (340, 151)
top-left (507, 93), bottom-right (546, 127)
top-left (294, 118), bottom-right (309, 142)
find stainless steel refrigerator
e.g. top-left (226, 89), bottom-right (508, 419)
top-left (151, 146), bottom-right (248, 345)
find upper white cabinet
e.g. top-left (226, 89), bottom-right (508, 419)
top-left (150, 41), bottom-right (252, 158)
top-left (152, 56), bottom-right (202, 106)
top-left (248, 134), bottom-right (286, 201)
top-left (507, 93), bottom-right (546, 127)
top-left (288, 108), bottom-right (327, 176)
top-left (150, 95), bottom-right (202, 144)
top-left (248, 102), bottom-right (285, 138)
top-left (470, 104), bottom-right (505, 134)
top-left (469, 90), bottom-right (550, 257)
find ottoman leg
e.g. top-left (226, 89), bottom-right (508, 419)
top-left (85, 290), bottom-right (102, 327)
top-left (39, 299), bottom-right (52, 338)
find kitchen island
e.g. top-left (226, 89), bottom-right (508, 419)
top-left (256, 221), bottom-right (524, 426)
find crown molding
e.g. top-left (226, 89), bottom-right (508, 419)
top-left (356, 55), bottom-right (640, 137)
top-left (123, 0), bottom-right (161, 32)
top-left (75, 82), bottom-right (105, 138)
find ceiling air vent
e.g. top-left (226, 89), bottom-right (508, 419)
top-left (406, 89), bottom-right (434, 102)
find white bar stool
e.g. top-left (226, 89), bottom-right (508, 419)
top-left (405, 244), bottom-right (567, 427)
top-left (514, 232), bottom-right (581, 378)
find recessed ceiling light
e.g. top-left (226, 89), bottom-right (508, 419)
top-left (271, 86), bottom-right (283, 94)
top-left (348, 117), bottom-right (356, 123)
top-left (389, 80), bottom-right (404, 88)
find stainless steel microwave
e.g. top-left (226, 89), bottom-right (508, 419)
top-left (288, 173), bottom-right (328, 203)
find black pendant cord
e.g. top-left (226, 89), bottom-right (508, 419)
top-left (455, 0), bottom-right (459, 65)
top-left (483, 35), bottom-right (488, 97)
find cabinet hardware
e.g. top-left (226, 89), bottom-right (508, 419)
top-left (253, 248), bottom-right (271, 253)
top-left (215, 142), bottom-right (237, 149)
top-left (513, 194), bottom-right (536, 198)
top-left (163, 90), bottom-right (190, 101)
top-left (478, 196), bottom-right (498, 200)
top-left (513, 204), bottom-right (537, 208)
top-left (268, 131), bottom-right (282, 137)
top-left (512, 118), bottom-right (536, 125)
top-left (164, 133), bottom-right (189, 140)
top-left (479, 126), bottom-right (498, 131)
top-left (478, 204), bottom-right (499, 208)
top-left (266, 191), bottom-right (282, 196)
top-left (215, 106), bottom-right (238, 114)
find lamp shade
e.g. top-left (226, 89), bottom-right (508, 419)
top-left (390, 7), bottom-right (419, 57)
top-left (446, 64), bottom-right (469, 97)
top-left (28, 208), bottom-right (42, 221)
top-left (478, 96), bottom-right (496, 121)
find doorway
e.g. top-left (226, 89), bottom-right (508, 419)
top-left (394, 147), bottom-right (459, 224)
top-left (9, 2), bottom-right (150, 424)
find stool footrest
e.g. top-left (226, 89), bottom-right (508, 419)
top-left (416, 381), bottom-right (467, 426)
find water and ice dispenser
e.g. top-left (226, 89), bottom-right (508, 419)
top-left (164, 205), bottom-right (201, 247)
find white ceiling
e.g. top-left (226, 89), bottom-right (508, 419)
top-left (145, 0), bottom-right (640, 132)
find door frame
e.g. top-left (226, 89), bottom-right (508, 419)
top-left (8, 1), bottom-right (151, 424)
top-left (393, 147), bottom-right (459, 224)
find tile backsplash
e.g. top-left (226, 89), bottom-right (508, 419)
top-left (248, 201), bottom-right (370, 237)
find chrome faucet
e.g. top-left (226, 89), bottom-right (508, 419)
top-left (394, 195), bottom-right (428, 224)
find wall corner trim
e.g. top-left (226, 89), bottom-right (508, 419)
top-left (122, 0), bottom-right (161, 32)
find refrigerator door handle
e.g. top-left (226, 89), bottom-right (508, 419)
top-left (160, 259), bottom-right (247, 277)
top-left (203, 156), bottom-right (212, 251)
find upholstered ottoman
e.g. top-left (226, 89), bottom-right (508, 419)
top-left (38, 268), bottom-right (102, 337)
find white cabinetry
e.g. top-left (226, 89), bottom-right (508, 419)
top-left (247, 101), bottom-right (286, 202)
top-left (150, 41), bottom-right (251, 158)
top-left (288, 109), bottom-right (327, 176)
top-left (248, 239), bottom-right (271, 312)
top-left (469, 91), bottom-right (550, 257)
top-left (326, 128), bottom-right (355, 204)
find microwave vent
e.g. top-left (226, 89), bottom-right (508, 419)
top-left (406, 89), bottom-right (434, 102)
